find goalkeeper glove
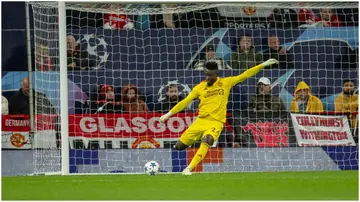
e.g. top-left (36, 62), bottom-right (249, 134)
top-left (159, 112), bottom-right (173, 123)
top-left (261, 59), bottom-right (279, 67)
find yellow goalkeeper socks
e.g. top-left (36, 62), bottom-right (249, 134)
top-left (188, 142), bottom-right (210, 170)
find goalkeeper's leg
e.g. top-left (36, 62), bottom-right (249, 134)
top-left (183, 135), bottom-right (213, 175)
top-left (183, 120), bottom-right (223, 175)
top-left (174, 140), bottom-right (189, 150)
top-left (174, 129), bottom-right (209, 176)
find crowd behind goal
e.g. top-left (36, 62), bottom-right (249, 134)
top-left (2, 3), bottom-right (359, 149)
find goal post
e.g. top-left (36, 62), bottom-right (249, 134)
top-left (27, 2), bottom-right (359, 175)
top-left (58, 1), bottom-right (70, 175)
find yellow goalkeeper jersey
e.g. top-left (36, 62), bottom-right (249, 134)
top-left (170, 64), bottom-right (265, 123)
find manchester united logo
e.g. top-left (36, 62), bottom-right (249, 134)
top-left (10, 133), bottom-right (28, 148)
top-left (139, 143), bottom-right (153, 149)
top-left (132, 136), bottom-right (161, 149)
top-left (242, 6), bottom-right (257, 16)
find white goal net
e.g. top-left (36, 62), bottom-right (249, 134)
top-left (29, 2), bottom-right (359, 175)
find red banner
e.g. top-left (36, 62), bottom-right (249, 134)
top-left (2, 115), bottom-right (30, 132)
top-left (242, 121), bottom-right (290, 147)
top-left (2, 115), bottom-right (58, 149)
top-left (2, 114), bottom-right (233, 149)
top-left (237, 112), bottom-right (296, 147)
top-left (68, 113), bottom-right (198, 138)
top-left (67, 113), bottom-right (233, 149)
top-left (2, 114), bottom-right (57, 132)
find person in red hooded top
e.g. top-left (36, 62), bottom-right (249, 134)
top-left (92, 85), bottom-right (122, 114)
top-left (121, 84), bottom-right (149, 113)
top-left (103, 4), bottom-right (134, 30)
top-left (315, 8), bottom-right (342, 27)
top-left (297, 7), bottom-right (316, 25)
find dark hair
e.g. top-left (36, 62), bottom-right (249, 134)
top-left (239, 33), bottom-right (253, 42)
top-left (343, 79), bottom-right (354, 85)
top-left (167, 84), bottom-right (178, 92)
top-left (206, 45), bottom-right (214, 52)
top-left (268, 34), bottom-right (279, 39)
top-left (205, 61), bottom-right (218, 71)
top-left (236, 34), bottom-right (253, 50)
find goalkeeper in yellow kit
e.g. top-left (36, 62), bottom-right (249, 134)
top-left (160, 58), bottom-right (278, 175)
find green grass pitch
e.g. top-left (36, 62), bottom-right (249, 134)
top-left (2, 171), bottom-right (358, 200)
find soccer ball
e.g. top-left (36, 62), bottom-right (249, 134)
top-left (144, 161), bottom-right (160, 176)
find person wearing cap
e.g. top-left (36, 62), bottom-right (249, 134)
top-left (248, 77), bottom-right (285, 112)
top-left (193, 45), bottom-right (232, 70)
top-left (91, 84), bottom-right (122, 114)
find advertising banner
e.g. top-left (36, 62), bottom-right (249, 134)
top-left (2, 115), bottom-right (57, 149)
top-left (291, 113), bottom-right (356, 146)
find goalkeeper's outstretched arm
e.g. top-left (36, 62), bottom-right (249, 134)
top-left (159, 90), bottom-right (198, 123)
top-left (229, 59), bottom-right (278, 87)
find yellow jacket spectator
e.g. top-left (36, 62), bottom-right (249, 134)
top-left (334, 94), bottom-right (358, 112)
top-left (290, 81), bottom-right (324, 113)
top-left (334, 79), bottom-right (358, 128)
top-left (334, 80), bottom-right (358, 112)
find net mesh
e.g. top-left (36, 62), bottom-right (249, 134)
top-left (28, 2), bottom-right (359, 174)
top-left (31, 2), bottom-right (359, 14)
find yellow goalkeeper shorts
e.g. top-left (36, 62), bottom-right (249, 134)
top-left (179, 116), bottom-right (224, 146)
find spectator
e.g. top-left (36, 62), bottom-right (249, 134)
top-left (297, 7), bottom-right (316, 26)
top-left (334, 79), bottom-right (358, 128)
top-left (154, 84), bottom-right (190, 112)
top-left (290, 81), bottom-right (324, 113)
top-left (248, 77), bottom-right (285, 112)
top-left (263, 36), bottom-right (294, 69)
top-left (150, 5), bottom-right (219, 29)
top-left (91, 85), bottom-right (122, 114)
top-left (103, 4), bottom-right (134, 30)
top-left (67, 35), bottom-right (94, 70)
top-left (269, 8), bottom-right (299, 28)
top-left (2, 96), bottom-right (8, 115)
top-left (314, 8), bottom-right (342, 27)
top-left (9, 78), bottom-right (55, 115)
top-left (161, 4), bottom-right (177, 28)
top-left (193, 45), bottom-right (231, 70)
top-left (149, 4), bottom-right (183, 29)
top-left (35, 44), bottom-right (52, 71)
top-left (121, 84), bottom-right (149, 113)
top-left (230, 34), bottom-right (263, 71)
